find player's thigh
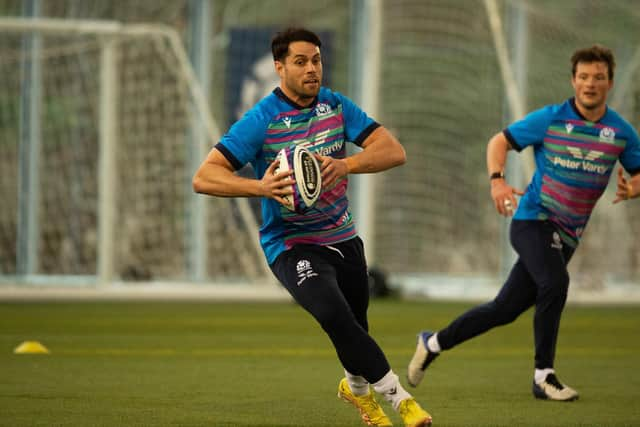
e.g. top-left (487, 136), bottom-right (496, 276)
top-left (494, 258), bottom-right (537, 315)
top-left (335, 238), bottom-right (370, 322)
top-left (510, 220), bottom-right (573, 290)
top-left (271, 245), bottom-right (352, 320)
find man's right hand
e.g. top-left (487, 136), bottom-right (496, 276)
top-left (491, 179), bottom-right (524, 217)
top-left (262, 159), bottom-right (295, 206)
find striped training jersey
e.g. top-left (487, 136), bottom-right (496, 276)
top-left (505, 97), bottom-right (640, 247)
top-left (216, 87), bottom-right (379, 264)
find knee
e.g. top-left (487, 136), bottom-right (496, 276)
top-left (556, 270), bottom-right (570, 292)
top-left (489, 300), bottom-right (522, 325)
top-left (540, 272), bottom-right (570, 300)
top-left (315, 306), bottom-right (355, 334)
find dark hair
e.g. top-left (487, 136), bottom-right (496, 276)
top-left (271, 27), bottom-right (322, 62)
top-left (571, 44), bottom-right (616, 80)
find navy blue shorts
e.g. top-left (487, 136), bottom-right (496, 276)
top-left (270, 237), bottom-right (391, 381)
top-left (270, 237), bottom-right (370, 331)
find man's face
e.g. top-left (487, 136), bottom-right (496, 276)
top-left (571, 61), bottom-right (613, 112)
top-left (275, 41), bottom-right (322, 106)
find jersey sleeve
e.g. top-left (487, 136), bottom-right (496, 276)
top-left (620, 124), bottom-right (640, 175)
top-left (216, 107), bottom-right (268, 170)
top-left (504, 105), bottom-right (554, 152)
top-left (334, 92), bottom-right (379, 146)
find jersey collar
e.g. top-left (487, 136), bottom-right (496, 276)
top-left (569, 97), bottom-right (608, 123)
top-left (274, 87), bottom-right (319, 110)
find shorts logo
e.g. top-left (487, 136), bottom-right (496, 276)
top-left (551, 232), bottom-right (563, 250)
top-left (296, 259), bottom-right (318, 286)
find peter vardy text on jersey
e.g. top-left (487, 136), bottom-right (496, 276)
top-left (552, 156), bottom-right (608, 175)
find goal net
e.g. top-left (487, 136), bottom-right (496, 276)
top-left (374, 0), bottom-right (640, 300)
top-left (1, 2), bottom-right (639, 302)
top-left (0, 17), bottom-right (269, 285)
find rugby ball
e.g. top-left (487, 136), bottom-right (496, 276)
top-left (274, 146), bottom-right (322, 213)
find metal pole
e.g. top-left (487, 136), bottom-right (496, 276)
top-left (349, 0), bottom-right (382, 264)
top-left (500, 1), bottom-right (529, 277)
top-left (97, 37), bottom-right (118, 285)
top-left (186, 0), bottom-right (211, 282)
top-left (16, 0), bottom-right (42, 277)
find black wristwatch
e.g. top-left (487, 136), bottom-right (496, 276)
top-left (489, 171), bottom-right (505, 180)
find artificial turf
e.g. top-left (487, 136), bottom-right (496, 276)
top-left (1, 299), bottom-right (638, 426)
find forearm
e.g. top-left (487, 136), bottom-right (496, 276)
top-left (192, 148), bottom-right (264, 198)
top-left (630, 172), bottom-right (640, 198)
top-left (193, 166), bottom-right (263, 198)
top-left (487, 132), bottom-right (511, 176)
top-left (346, 126), bottom-right (406, 174)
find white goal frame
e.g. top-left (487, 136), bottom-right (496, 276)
top-left (0, 17), bottom-right (270, 286)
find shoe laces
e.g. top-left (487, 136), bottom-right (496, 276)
top-left (359, 393), bottom-right (383, 412)
top-left (545, 374), bottom-right (564, 390)
top-left (399, 398), bottom-right (417, 416)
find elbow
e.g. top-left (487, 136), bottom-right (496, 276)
top-left (192, 174), bottom-right (205, 194)
top-left (393, 145), bottom-right (407, 167)
top-left (487, 138), bottom-right (498, 152)
top-left (488, 132), bottom-right (510, 151)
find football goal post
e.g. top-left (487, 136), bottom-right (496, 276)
top-left (0, 17), bottom-right (270, 287)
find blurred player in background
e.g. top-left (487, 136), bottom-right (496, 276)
top-left (408, 44), bottom-right (640, 401)
top-left (193, 27), bottom-right (431, 427)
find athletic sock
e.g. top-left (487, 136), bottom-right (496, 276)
top-left (345, 370), bottom-right (370, 396)
top-left (372, 370), bottom-right (412, 410)
top-left (534, 368), bottom-right (555, 384)
top-left (427, 332), bottom-right (441, 353)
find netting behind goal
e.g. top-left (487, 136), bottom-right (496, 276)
top-left (376, 0), bottom-right (640, 295)
top-left (1, 1), bottom-right (639, 300)
top-left (0, 19), bottom-right (267, 283)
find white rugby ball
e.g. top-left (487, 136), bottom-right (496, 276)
top-left (274, 146), bottom-right (322, 213)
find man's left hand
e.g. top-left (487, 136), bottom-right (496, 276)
top-left (315, 154), bottom-right (349, 188)
top-left (613, 168), bottom-right (637, 204)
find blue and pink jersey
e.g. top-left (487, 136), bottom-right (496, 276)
top-left (216, 87), bottom-right (378, 264)
top-left (505, 97), bottom-right (640, 247)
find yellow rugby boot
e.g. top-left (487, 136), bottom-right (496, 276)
top-left (338, 378), bottom-right (393, 426)
top-left (398, 398), bottom-right (432, 427)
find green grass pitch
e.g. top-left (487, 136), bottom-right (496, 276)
top-left (1, 299), bottom-right (639, 426)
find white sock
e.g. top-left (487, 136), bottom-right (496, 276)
top-left (534, 368), bottom-right (555, 384)
top-left (427, 333), bottom-right (441, 353)
top-left (372, 370), bottom-right (412, 410)
top-left (345, 370), bottom-right (370, 396)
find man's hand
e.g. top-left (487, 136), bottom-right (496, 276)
top-left (315, 154), bottom-right (349, 188)
top-left (261, 159), bottom-right (295, 206)
top-left (491, 179), bottom-right (525, 217)
top-left (613, 168), bottom-right (636, 204)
